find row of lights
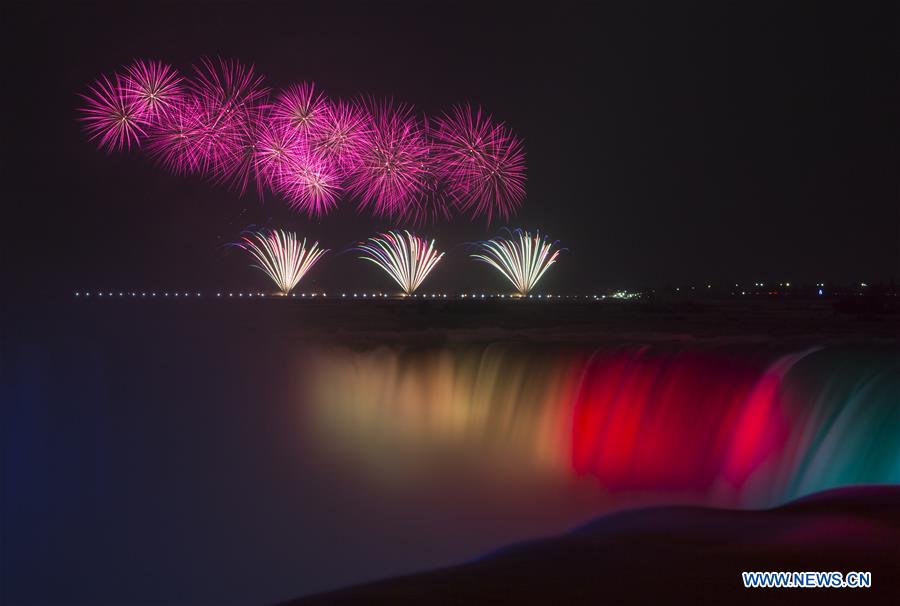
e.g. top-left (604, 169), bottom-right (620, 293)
top-left (676, 282), bottom-right (874, 289)
top-left (76, 287), bottom-right (868, 300)
top-left (728, 282), bottom-right (873, 288)
top-left (74, 291), bottom-right (631, 300)
top-left (75, 292), bottom-right (204, 298)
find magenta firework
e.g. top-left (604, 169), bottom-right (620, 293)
top-left (79, 73), bottom-right (150, 152)
top-left (310, 100), bottom-right (370, 172)
top-left (271, 83), bottom-right (330, 136)
top-left (433, 106), bottom-right (527, 222)
top-left (123, 60), bottom-right (184, 121)
top-left (79, 57), bottom-right (527, 222)
top-left (346, 100), bottom-right (431, 218)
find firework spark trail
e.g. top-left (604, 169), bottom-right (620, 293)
top-left (471, 229), bottom-right (561, 295)
top-left (189, 57), bottom-right (269, 113)
top-left (215, 103), bottom-right (268, 195)
top-left (397, 162), bottom-right (451, 225)
top-left (236, 230), bottom-right (328, 294)
top-left (79, 73), bottom-right (149, 152)
top-left (357, 230), bottom-right (445, 295)
top-left (394, 116), bottom-right (452, 225)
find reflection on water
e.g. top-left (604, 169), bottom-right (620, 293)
top-left (305, 344), bottom-right (900, 509)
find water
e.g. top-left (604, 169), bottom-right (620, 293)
top-left (306, 344), bottom-right (900, 508)
top-left (3, 303), bottom-right (899, 604)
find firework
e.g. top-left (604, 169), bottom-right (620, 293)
top-left (397, 142), bottom-right (451, 224)
top-left (236, 230), bottom-right (327, 294)
top-left (79, 73), bottom-right (149, 152)
top-left (274, 151), bottom-right (342, 216)
top-left (254, 120), bottom-right (303, 190)
top-left (214, 103), bottom-right (267, 195)
top-left (255, 117), bottom-right (343, 216)
top-left (399, 116), bottom-right (452, 224)
top-left (310, 99), bottom-right (370, 173)
top-left (188, 58), bottom-right (270, 179)
top-left (357, 230), bottom-right (444, 295)
top-left (347, 100), bottom-right (431, 219)
top-left (189, 57), bottom-right (269, 111)
top-left (471, 229), bottom-right (560, 295)
top-left (271, 83), bottom-right (330, 137)
top-left (80, 58), bottom-right (529, 221)
top-left (123, 59), bottom-right (184, 122)
top-left (144, 94), bottom-right (206, 174)
top-left (396, 176), bottom-right (450, 225)
top-left (433, 104), bottom-right (526, 222)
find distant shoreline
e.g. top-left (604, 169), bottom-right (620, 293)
top-left (50, 296), bottom-right (900, 346)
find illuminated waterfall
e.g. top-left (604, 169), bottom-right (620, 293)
top-left (303, 344), bottom-right (900, 508)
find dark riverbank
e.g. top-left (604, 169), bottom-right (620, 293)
top-left (288, 486), bottom-right (900, 606)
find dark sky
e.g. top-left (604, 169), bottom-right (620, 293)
top-left (3, 1), bottom-right (898, 295)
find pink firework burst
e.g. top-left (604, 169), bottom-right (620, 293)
top-left (123, 59), bottom-right (184, 122)
top-left (186, 58), bottom-right (270, 179)
top-left (271, 83), bottom-right (330, 138)
top-left (254, 119), bottom-right (303, 191)
top-left (79, 58), bottom-right (530, 221)
top-left (144, 94), bottom-right (206, 174)
top-left (189, 102), bottom-right (243, 177)
top-left (467, 124), bottom-right (526, 221)
top-left (433, 105), bottom-right (495, 168)
top-left (347, 99), bottom-right (432, 219)
top-left (433, 104), bottom-right (526, 222)
top-left (310, 99), bottom-right (370, 173)
top-left (274, 152), bottom-right (341, 217)
top-left (79, 72), bottom-right (149, 152)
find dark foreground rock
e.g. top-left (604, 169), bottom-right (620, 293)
top-left (284, 486), bottom-right (900, 605)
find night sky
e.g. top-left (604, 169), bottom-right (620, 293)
top-left (4, 1), bottom-right (899, 294)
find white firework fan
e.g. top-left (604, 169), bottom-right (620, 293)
top-left (236, 229), bottom-right (328, 294)
top-left (357, 230), bottom-right (444, 295)
top-left (471, 229), bottom-right (561, 295)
